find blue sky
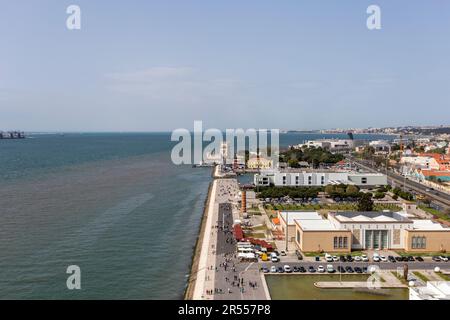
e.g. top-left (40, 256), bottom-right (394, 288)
top-left (0, 1), bottom-right (449, 131)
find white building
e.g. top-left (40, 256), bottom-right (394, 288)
top-left (293, 210), bottom-right (450, 252)
top-left (409, 281), bottom-right (450, 300)
top-left (400, 155), bottom-right (440, 170)
top-left (369, 140), bottom-right (391, 153)
top-left (254, 169), bottom-right (387, 187)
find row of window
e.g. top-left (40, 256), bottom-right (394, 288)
top-left (333, 236), bottom-right (348, 249)
top-left (283, 176), bottom-right (325, 185)
top-left (411, 236), bottom-right (426, 249)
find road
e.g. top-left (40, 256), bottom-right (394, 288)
top-left (348, 156), bottom-right (450, 210)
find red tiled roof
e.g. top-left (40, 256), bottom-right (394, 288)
top-left (421, 170), bottom-right (450, 177)
top-left (247, 238), bottom-right (273, 250)
top-left (233, 224), bottom-right (244, 241)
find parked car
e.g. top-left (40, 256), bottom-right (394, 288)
top-left (337, 266), bottom-right (346, 273)
top-left (354, 267), bottom-right (362, 273)
top-left (284, 265), bottom-right (292, 273)
top-left (407, 256), bottom-right (415, 262)
top-left (388, 256), bottom-right (396, 263)
top-left (362, 267), bottom-right (368, 273)
top-left (280, 251), bottom-right (287, 256)
top-left (345, 266), bottom-right (354, 273)
top-left (261, 267), bottom-right (269, 273)
top-left (373, 253), bottom-right (380, 262)
top-left (317, 265), bottom-right (325, 273)
top-left (270, 266), bottom-right (277, 273)
top-left (354, 256), bottom-right (362, 262)
top-left (325, 254), bottom-right (333, 262)
top-left (432, 256), bottom-right (441, 262)
top-left (380, 255), bottom-right (387, 262)
top-left (332, 256), bottom-right (339, 262)
top-left (315, 256), bottom-right (321, 262)
top-left (361, 254), bottom-right (369, 262)
top-left (395, 256), bottom-right (402, 262)
top-left (339, 255), bottom-right (347, 262)
top-left (415, 256), bottom-right (424, 262)
top-left (308, 266), bottom-right (316, 273)
top-left (346, 255), bottom-right (354, 262)
top-left (277, 266), bottom-right (285, 273)
top-left (299, 266), bottom-right (306, 273)
top-left (293, 266), bottom-right (299, 273)
top-left (439, 256), bottom-right (449, 262)
top-left (295, 250), bottom-right (303, 260)
top-left (326, 264), bottom-right (335, 273)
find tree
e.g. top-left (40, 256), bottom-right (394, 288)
top-left (346, 185), bottom-right (359, 197)
top-left (357, 193), bottom-right (374, 211)
top-left (288, 159), bottom-right (300, 168)
top-left (325, 185), bottom-right (335, 196)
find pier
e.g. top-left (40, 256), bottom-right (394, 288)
top-left (0, 131), bottom-right (25, 139)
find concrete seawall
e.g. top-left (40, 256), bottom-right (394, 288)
top-left (184, 167), bottom-right (216, 300)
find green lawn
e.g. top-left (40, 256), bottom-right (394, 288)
top-left (394, 251), bottom-right (444, 257)
top-left (437, 273), bottom-right (450, 281)
top-left (419, 205), bottom-right (450, 222)
top-left (251, 225), bottom-right (268, 232)
top-left (413, 271), bottom-right (430, 282)
top-left (244, 232), bottom-right (266, 239)
top-left (391, 271), bottom-right (408, 285)
top-left (302, 250), bottom-right (365, 257)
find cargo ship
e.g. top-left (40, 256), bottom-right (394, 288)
top-left (0, 131), bottom-right (26, 139)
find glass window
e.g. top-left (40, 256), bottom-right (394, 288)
top-left (343, 237), bottom-right (348, 248)
top-left (411, 236), bottom-right (418, 249)
top-left (333, 237), bottom-right (338, 249)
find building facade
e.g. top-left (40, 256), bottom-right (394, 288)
top-left (290, 210), bottom-right (450, 253)
top-left (254, 170), bottom-right (387, 187)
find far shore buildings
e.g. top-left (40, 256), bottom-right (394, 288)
top-left (246, 156), bottom-right (273, 169)
top-left (254, 169), bottom-right (387, 187)
top-left (293, 139), bottom-right (361, 153)
top-left (401, 150), bottom-right (450, 184)
top-left (276, 211), bottom-right (450, 253)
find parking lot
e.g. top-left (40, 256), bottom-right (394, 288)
top-left (258, 251), bottom-right (450, 274)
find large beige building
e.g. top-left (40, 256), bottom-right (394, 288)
top-left (286, 210), bottom-right (450, 253)
top-left (247, 157), bottom-right (273, 169)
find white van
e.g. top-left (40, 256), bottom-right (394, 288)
top-left (270, 252), bottom-right (279, 262)
top-left (372, 253), bottom-right (380, 262)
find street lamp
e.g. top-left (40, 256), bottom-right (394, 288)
top-left (285, 211), bottom-right (289, 252)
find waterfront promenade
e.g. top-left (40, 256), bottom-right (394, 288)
top-left (191, 166), bottom-right (268, 300)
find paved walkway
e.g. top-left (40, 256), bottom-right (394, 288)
top-left (192, 179), bottom-right (218, 300)
top-left (193, 167), bottom-right (269, 300)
